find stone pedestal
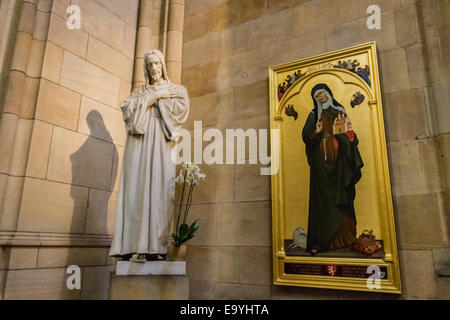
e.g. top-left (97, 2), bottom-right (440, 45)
top-left (116, 261), bottom-right (186, 276)
top-left (109, 261), bottom-right (189, 300)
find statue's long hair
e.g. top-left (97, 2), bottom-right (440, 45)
top-left (143, 49), bottom-right (170, 85)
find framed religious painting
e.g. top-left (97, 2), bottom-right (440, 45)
top-left (269, 42), bottom-right (402, 293)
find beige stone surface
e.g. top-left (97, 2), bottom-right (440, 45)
top-left (437, 278), bottom-right (450, 300)
top-left (168, 2), bottom-right (185, 32)
top-left (233, 81), bottom-right (269, 122)
top-left (215, 283), bottom-right (271, 300)
top-left (388, 140), bottom-right (428, 195)
top-left (235, 164), bottom-right (271, 202)
top-left (2, 70), bottom-right (25, 115)
top-left (293, 0), bottom-right (399, 37)
top-left (0, 114), bottom-right (18, 173)
top-left (8, 247), bottom-right (38, 269)
top-left (17, 177), bottom-right (88, 233)
top-left (118, 80), bottom-right (132, 107)
top-left (85, 189), bottom-right (118, 235)
top-left (271, 285), bottom-right (340, 300)
top-left (51, 0), bottom-right (70, 18)
top-left (81, 266), bottom-right (114, 300)
top-left (19, 76), bottom-right (40, 119)
top-left (78, 96), bottom-right (126, 146)
top-left (26, 120), bottom-right (53, 179)
top-left (395, 192), bottom-right (446, 248)
top-left (37, 247), bottom-right (108, 268)
top-left (35, 79), bottom-right (81, 131)
top-left (183, 6), bottom-right (216, 43)
top-left (0, 270), bottom-right (5, 299)
top-left (87, 36), bottom-right (133, 82)
top-left (184, 204), bottom-right (216, 246)
top-left (217, 201), bottom-right (272, 246)
top-left (48, 13), bottom-right (88, 58)
top-left (406, 44), bottom-right (428, 89)
top-left (0, 247), bottom-right (10, 270)
top-left (239, 247), bottom-right (272, 286)
top-left (26, 39), bottom-right (46, 78)
top-left (379, 48), bottom-right (410, 94)
top-left (394, 6), bottom-right (418, 48)
top-left (123, 24), bottom-right (137, 60)
top-left (400, 249), bottom-right (437, 299)
top-left (189, 279), bottom-right (216, 300)
top-left (0, 175), bottom-right (24, 230)
top-left (42, 41), bottom-right (64, 83)
top-left (182, 62), bottom-right (219, 97)
top-left (95, 0), bottom-right (139, 27)
top-left (46, 126), bottom-right (115, 190)
top-left (17, 2), bottom-right (37, 35)
top-left (187, 246), bottom-right (239, 282)
top-left (235, 9), bottom-right (292, 55)
top-left (185, 89), bottom-right (233, 130)
top-left (33, 10), bottom-right (51, 41)
top-left (71, 0), bottom-right (125, 51)
top-left (4, 268), bottom-right (81, 300)
top-left (418, 137), bottom-right (444, 192)
top-left (438, 133), bottom-right (450, 190)
top-left (60, 51), bottom-right (120, 108)
top-left (110, 275), bottom-right (189, 300)
top-left (279, 31), bottom-right (327, 65)
top-left (215, 0), bottom-right (267, 31)
top-left (382, 88), bottom-right (429, 142)
top-left (10, 31), bottom-right (32, 73)
top-left (8, 118), bottom-right (34, 177)
top-left (326, 11), bottom-right (398, 53)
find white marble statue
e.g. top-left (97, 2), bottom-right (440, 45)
top-left (110, 49), bottom-right (190, 262)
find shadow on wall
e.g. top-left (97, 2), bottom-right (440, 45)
top-left (64, 110), bottom-right (118, 299)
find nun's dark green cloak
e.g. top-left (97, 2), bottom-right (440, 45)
top-left (302, 107), bottom-right (364, 253)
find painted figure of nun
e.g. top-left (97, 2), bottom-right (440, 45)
top-left (302, 83), bottom-right (364, 255)
top-left (110, 49), bottom-right (190, 262)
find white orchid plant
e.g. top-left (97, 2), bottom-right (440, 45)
top-left (172, 162), bottom-right (206, 246)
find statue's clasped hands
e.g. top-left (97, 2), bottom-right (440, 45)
top-left (156, 87), bottom-right (176, 100)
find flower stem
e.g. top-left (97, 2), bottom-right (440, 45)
top-left (176, 173), bottom-right (187, 237)
top-left (183, 184), bottom-right (195, 224)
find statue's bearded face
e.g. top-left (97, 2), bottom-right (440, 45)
top-left (314, 90), bottom-right (328, 104)
top-left (146, 54), bottom-right (163, 82)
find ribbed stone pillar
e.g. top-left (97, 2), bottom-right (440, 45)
top-left (165, 0), bottom-right (184, 83)
top-left (133, 0), bottom-right (154, 89)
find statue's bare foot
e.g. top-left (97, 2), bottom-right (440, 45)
top-left (130, 253), bottom-right (147, 263)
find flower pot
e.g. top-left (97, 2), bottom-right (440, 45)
top-left (167, 244), bottom-right (187, 261)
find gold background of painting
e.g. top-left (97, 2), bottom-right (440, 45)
top-left (270, 42), bottom-right (402, 293)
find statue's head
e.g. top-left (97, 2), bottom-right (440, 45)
top-left (143, 49), bottom-right (170, 85)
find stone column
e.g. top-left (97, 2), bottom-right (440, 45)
top-left (133, 0), bottom-right (154, 89)
top-left (0, 0), bottom-right (51, 231)
top-left (165, 0), bottom-right (184, 83)
top-left (0, 0), bottom-right (52, 299)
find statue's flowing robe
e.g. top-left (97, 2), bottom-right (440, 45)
top-left (110, 83), bottom-right (189, 256)
top-left (302, 107), bottom-right (364, 253)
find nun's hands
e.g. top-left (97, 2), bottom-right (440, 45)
top-left (315, 120), bottom-right (323, 134)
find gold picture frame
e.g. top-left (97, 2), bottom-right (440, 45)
top-left (269, 42), bottom-right (402, 294)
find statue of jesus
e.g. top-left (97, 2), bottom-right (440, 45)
top-left (109, 49), bottom-right (190, 262)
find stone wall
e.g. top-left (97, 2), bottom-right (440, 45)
top-left (0, 0), bottom-right (448, 300)
top-left (0, 0), bottom-right (139, 299)
top-left (181, 0), bottom-right (449, 299)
